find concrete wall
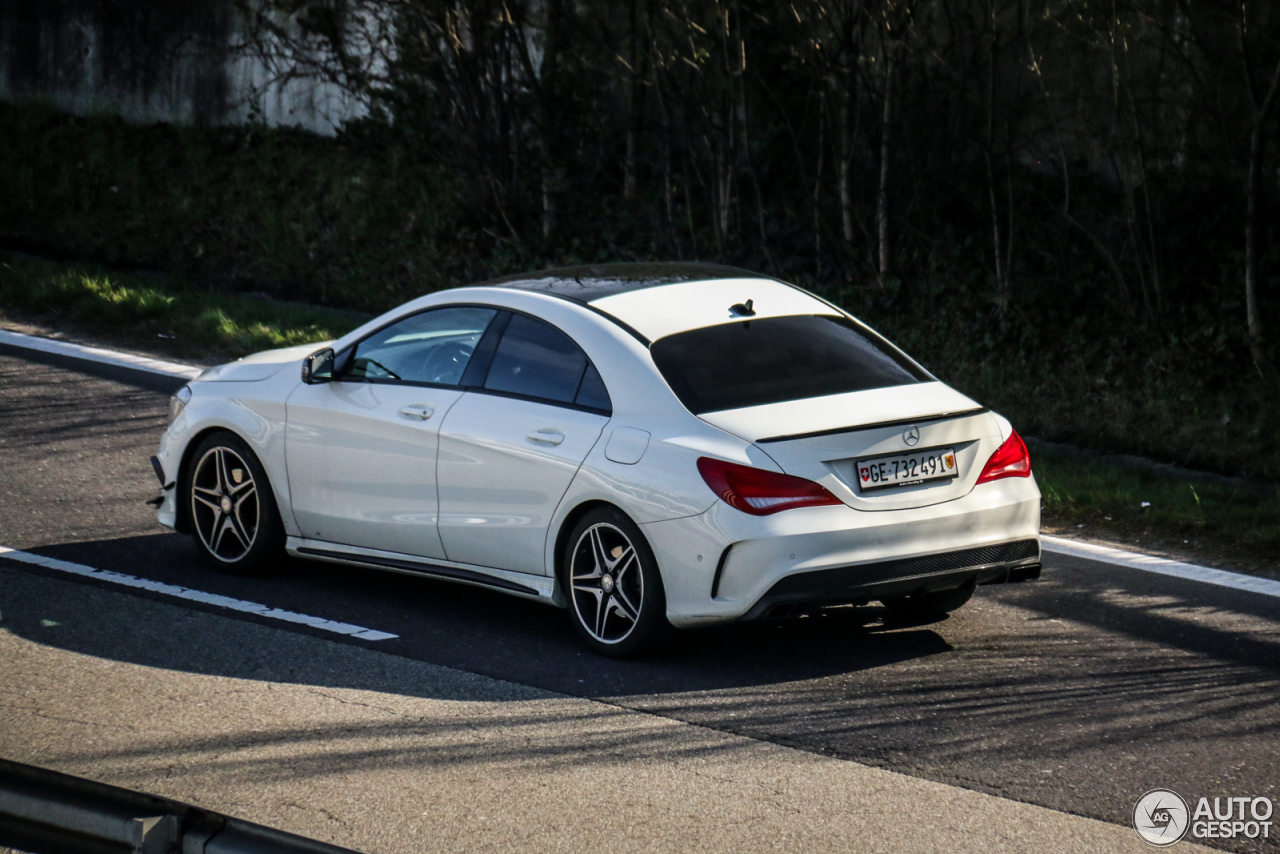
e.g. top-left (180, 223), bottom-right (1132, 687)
top-left (0, 0), bottom-right (365, 134)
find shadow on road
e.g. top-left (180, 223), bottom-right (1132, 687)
top-left (2, 535), bottom-right (954, 700)
top-left (6, 538), bottom-right (1280, 853)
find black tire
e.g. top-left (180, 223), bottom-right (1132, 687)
top-left (881, 580), bottom-right (975, 622)
top-left (185, 430), bottom-right (286, 575)
top-left (561, 507), bottom-right (671, 657)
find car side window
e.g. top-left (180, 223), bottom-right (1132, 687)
top-left (575, 363), bottom-right (611, 411)
top-left (483, 314), bottom-right (612, 412)
top-left (345, 307), bottom-right (498, 386)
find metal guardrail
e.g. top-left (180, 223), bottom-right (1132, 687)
top-left (0, 759), bottom-right (365, 854)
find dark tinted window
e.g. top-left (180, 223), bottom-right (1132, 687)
top-left (485, 315), bottom-right (592, 405)
top-left (575, 363), bottom-right (612, 412)
top-left (347, 307), bottom-right (497, 385)
top-left (650, 314), bottom-right (929, 414)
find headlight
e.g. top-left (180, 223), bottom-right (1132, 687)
top-left (168, 385), bottom-right (192, 425)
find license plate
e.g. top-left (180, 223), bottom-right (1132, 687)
top-left (857, 446), bottom-right (958, 491)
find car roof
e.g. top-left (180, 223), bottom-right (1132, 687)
top-left (477, 262), bottom-right (761, 303)
top-left (476, 263), bottom-right (838, 343)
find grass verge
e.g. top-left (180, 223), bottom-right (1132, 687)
top-left (1031, 441), bottom-right (1280, 578)
top-left (0, 254), bottom-right (366, 360)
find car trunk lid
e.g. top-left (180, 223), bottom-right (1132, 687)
top-left (698, 382), bottom-right (1004, 511)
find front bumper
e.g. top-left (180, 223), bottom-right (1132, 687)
top-left (153, 429), bottom-right (183, 532)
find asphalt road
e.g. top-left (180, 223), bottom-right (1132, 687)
top-left (1, 349), bottom-right (1278, 852)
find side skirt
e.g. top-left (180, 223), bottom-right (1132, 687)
top-left (286, 537), bottom-right (558, 604)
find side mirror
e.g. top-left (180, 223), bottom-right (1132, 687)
top-left (301, 348), bottom-right (335, 384)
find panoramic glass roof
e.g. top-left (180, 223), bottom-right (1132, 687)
top-left (479, 262), bottom-right (761, 304)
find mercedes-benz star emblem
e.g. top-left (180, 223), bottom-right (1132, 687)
top-left (904, 426), bottom-right (921, 446)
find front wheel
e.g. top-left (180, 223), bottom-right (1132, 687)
top-left (561, 508), bottom-right (671, 657)
top-left (186, 431), bottom-right (285, 575)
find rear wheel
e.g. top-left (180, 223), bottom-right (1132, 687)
top-left (186, 431), bottom-right (285, 575)
top-left (881, 580), bottom-right (975, 622)
top-left (561, 507), bottom-right (670, 657)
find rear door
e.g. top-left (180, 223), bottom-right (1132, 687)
top-left (436, 313), bottom-right (612, 575)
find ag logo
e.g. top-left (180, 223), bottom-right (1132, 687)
top-left (1134, 789), bottom-right (1190, 846)
top-left (903, 426), bottom-right (920, 446)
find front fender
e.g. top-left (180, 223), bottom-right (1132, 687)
top-left (157, 381), bottom-right (295, 537)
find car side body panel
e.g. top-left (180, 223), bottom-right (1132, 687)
top-left (283, 379), bottom-right (467, 559)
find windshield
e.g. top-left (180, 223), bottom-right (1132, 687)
top-left (650, 314), bottom-right (930, 414)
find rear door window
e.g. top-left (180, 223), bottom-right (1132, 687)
top-left (650, 314), bottom-right (929, 414)
top-left (483, 314), bottom-right (612, 412)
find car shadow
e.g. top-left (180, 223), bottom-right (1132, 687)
top-left (5, 533), bottom-right (955, 701)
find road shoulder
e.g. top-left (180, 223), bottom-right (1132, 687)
top-left (0, 565), bottom-right (1195, 854)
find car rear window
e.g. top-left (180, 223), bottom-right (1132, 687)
top-left (650, 314), bottom-right (929, 414)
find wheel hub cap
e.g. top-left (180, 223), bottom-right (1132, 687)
top-left (191, 445), bottom-right (260, 564)
top-left (569, 522), bottom-right (644, 645)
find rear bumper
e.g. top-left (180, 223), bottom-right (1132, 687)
top-left (642, 475), bottom-right (1041, 629)
top-left (739, 539), bottom-right (1040, 620)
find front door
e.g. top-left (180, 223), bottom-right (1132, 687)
top-left (285, 306), bottom-right (499, 559)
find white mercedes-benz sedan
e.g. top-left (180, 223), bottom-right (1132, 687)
top-left (152, 263), bottom-right (1041, 655)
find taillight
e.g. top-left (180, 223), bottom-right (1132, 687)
top-left (697, 457), bottom-right (842, 516)
top-left (976, 428), bottom-right (1032, 484)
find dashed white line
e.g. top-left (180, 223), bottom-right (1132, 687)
top-left (0, 546), bottom-right (398, 641)
top-left (1042, 535), bottom-right (1280, 600)
top-left (0, 329), bottom-right (202, 380)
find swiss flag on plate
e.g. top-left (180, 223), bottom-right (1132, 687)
top-left (860, 468), bottom-right (870, 479)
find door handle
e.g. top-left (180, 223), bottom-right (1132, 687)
top-left (526, 430), bottom-right (565, 446)
top-left (398, 405), bottom-right (434, 421)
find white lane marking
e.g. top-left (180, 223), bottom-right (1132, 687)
top-left (0, 329), bottom-right (202, 380)
top-left (0, 546), bottom-right (398, 641)
top-left (1042, 535), bottom-right (1280, 600)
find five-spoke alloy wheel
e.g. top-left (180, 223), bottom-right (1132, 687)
top-left (186, 431), bottom-right (284, 574)
top-left (563, 508), bottom-right (668, 657)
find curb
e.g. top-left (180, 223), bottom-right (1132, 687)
top-left (0, 328), bottom-right (201, 378)
top-left (0, 328), bottom-right (201, 390)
